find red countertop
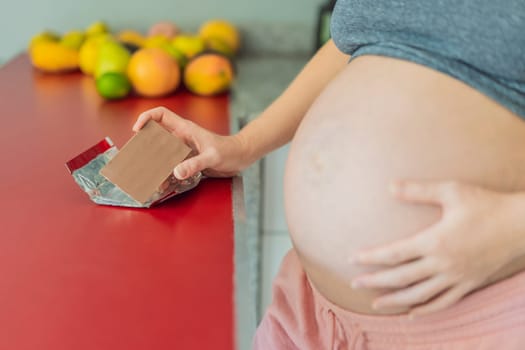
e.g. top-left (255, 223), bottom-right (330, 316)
top-left (0, 55), bottom-right (234, 350)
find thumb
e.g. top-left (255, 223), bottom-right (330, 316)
top-left (390, 180), bottom-right (447, 205)
top-left (174, 151), bottom-right (213, 180)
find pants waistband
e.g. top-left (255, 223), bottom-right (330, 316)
top-left (311, 271), bottom-right (525, 343)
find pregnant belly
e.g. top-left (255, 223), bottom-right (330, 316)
top-left (284, 55), bottom-right (525, 314)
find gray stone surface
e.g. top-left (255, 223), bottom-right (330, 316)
top-left (230, 54), bottom-right (309, 350)
top-left (238, 22), bottom-right (316, 57)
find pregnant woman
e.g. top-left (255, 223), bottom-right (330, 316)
top-left (134, 0), bottom-right (525, 348)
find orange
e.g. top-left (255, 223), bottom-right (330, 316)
top-left (127, 47), bottom-right (181, 97)
top-left (183, 53), bottom-right (234, 96)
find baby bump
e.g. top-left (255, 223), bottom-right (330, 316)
top-left (284, 56), bottom-right (525, 314)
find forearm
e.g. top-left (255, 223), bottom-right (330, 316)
top-left (237, 39), bottom-right (349, 164)
top-left (484, 191), bottom-right (525, 286)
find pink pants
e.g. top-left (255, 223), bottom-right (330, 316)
top-left (253, 249), bottom-right (525, 349)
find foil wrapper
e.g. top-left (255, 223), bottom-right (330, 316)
top-left (66, 138), bottom-right (202, 208)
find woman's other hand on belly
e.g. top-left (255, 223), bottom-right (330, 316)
top-left (348, 180), bottom-right (525, 318)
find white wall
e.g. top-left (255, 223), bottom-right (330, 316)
top-left (0, 0), bottom-right (324, 63)
top-left (260, 145), bottom-right (293, 316)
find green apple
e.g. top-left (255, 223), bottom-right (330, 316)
top-left (95, 40), bottom-right (131, 78)
top-left (159, 43), bottom-right (187, 69)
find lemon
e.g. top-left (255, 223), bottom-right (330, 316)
top-left (199, 20), bottom-right (240, 54)
top-left (172, 35), bottom-right (206, 59)
top-left (86, 21), bottom-right (109, 36)
top-left (30, 40), bottom-right (79, 73)
top-left (205, 37), bottom-right (235, 58)
top-left (78, 34), bottom-right (112, 75)
top-left (143, 35), bottom-right (171, 48)
top-left (96, 72), bottom-right (131, 99)
top-left (29, 31), bottom-right (59, 51)
top-left (117, 30), bottom-right (146, 47)
top-left (60, 30), bottom-right (86, 50)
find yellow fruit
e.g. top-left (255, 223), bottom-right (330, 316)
top-left (205, 37), bottom-right (235, 58)
top-left (147, 21), bottom-right (180, 39)
top-left (28, 31), bottom-right (59, 50)
top-left (127, 47), bottom-right (181, 97)
top-left (143, 35), bottom-right (171, 48)
top-left (60, 30), bottom-right (86, 50)
top-left (86, 21), bottom-right (109, 36)
top-left (172, 34), bottom-right (206, 59)
top-left (117, 30), bottom-right (146, 47)
top-left (78, 34), bottom-right (112, 75)
top-left (30, 40), bottom-right (79, 73)
top-left (184, 53), bottom-right (234, 96)
top-left (96, 72), bottom-right (131, 99)
top-left (199, 20), bottom-right (240, 55)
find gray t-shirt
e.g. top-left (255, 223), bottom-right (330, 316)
top-left (331, 0), bottom-right (525, 118)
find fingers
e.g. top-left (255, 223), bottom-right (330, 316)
top-left (350, 234), bottom-right (427, 266)
top-left (409, 282), bottom-right (472, 318)
top-left (371, 275), bottom-right (451, 311)
top-left (351, 258), bottom-right (435, 289)
top-left (132, 106), bottom-right (186, 133)
top-left (174, 148), bottom-right (218, 180)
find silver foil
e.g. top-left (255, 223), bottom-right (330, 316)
top-left (69, 138), bottom-right (202, 208)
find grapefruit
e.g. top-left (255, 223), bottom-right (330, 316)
top-left (127, 47), bottom-right (180, 97)
top-left (147, 21), bottom-right (180, 39)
